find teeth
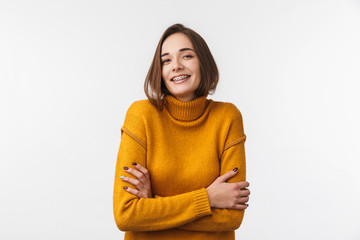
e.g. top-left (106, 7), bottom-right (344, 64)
top-left (172, 75), bottom-right (189, 81)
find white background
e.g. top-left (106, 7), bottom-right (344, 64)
top-left (1, 0), bottom-right (360, 239)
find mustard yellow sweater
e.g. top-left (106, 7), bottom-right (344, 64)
top-left (113, 94), bottom-right (247, 240)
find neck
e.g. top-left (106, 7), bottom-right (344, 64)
top-left (170, 93), bottom-right (196, 102)
top-left (164, 94), bottom-right (210, 121)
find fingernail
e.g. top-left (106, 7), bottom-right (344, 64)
top-left (132, 162), bottom-right (137, 166)
top-left (123, 166), bottom-right (129, 170)
top-left (233, 167), bottom-right (238, 172)
top-left (120, 176), bottom-right (125, 179)
top-left (123, 186), bottom-right (128, 190)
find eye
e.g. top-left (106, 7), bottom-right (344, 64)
top-left (184, 55), bottom-right (193, 59)
top-left (161, 59), bottom-right (170, 64)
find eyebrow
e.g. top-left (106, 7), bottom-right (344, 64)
top-left (161, 48), bottom-right (195, 57)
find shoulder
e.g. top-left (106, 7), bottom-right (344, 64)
top-left (211, 100), bottom-right (244, 121)
top-left (123, 98), bottom-right (159, 130)
top-left (210, 100), bottom-right (246, 148)
top-left (125, 99), bottom-right (157, 117)
top-left (123, 99), bottom-right (162, 125)
top-left (121, 99), bottom-right (156, 149)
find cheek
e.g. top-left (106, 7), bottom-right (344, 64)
top-left (161, 66), bottom-right (169, 80)
top-left (190, 61), bottom-right (200, 75)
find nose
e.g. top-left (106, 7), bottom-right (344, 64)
top-left (172, 59), bottom-right (183, 71)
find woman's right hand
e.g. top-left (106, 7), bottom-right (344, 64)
top-left (206, 168), bottom-right (250, 210)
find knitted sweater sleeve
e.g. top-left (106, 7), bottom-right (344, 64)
top-left (176, 105), bottom-right (247, 232)
top-left (113, 103), bottom-right (212, 232)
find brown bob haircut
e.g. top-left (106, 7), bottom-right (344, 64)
top-left (144, 23), bottom-right (219, 111)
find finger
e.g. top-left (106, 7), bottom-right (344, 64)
top-left (217, 168), bottom-right (239, 183)
top-left (239, 181), bottom-right (250, 189)
top-left (131, 162), bottom-right (150, 180)
top-left (232, 203), bottom-right (249, 210)
top-left (120, 176), bottom-right (142, 189)
top-left (123, 186), bottom-right (142, 198)
top-left (123, 166), bottom-right (146, 184)
top-left (236, 181), bottom-right (250, 189)
top-left (239, 189), bottom-right (251, 197)
top-left (237, 196), bottom-right (250, 204)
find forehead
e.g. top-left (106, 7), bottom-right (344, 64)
top-left (161, 33), bottom-right (194, 54)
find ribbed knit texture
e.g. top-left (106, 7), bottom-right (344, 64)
top-left (113, 94), bottom-right (247, 240)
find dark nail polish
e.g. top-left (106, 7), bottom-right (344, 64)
top-left (132, 162), bottom-right (137, 166)
top-left (123, 186), bottom-right (128, 190)
top-left (233, 167), bottom-right (238, 172)
top-left (123, 166), bottom-right (129, 170)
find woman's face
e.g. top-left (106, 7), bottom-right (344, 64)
top-left (161, 33), bottom-right (201, 101)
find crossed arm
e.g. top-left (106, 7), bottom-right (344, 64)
top-left (113, 131), bottom-right (249, 232)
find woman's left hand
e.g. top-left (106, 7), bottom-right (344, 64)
top-left (121, 162), bottom-right (153, 198)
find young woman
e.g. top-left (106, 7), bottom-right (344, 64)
top-left (113, 23), bottom-right (250, 240)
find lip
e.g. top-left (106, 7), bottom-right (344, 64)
top-left (171, 74), bottom-right (191, 81)
top-left (171, 76), bottom-right (190, 84)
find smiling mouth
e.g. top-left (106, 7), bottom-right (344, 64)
top-left (171, 75), bottom-right (191, 82)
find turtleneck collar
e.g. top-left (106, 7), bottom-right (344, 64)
top-left (164, 94), bottom-right (211, 121)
